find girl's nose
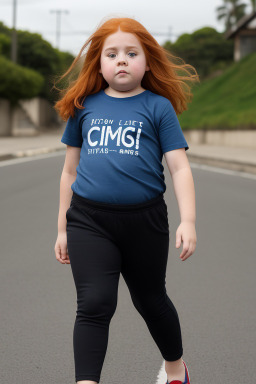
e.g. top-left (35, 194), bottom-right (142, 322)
top-left (117, 56), bottom-right (127, 65)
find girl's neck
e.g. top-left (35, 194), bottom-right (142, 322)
top-left (104, 86), bottom-right (146, 98)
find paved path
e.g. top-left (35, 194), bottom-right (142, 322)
top-left (0, 152), bottom-right (255, 383)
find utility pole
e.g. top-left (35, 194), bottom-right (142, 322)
top-left (50, 9), bottom-right (69, 50)
top-left (168, 26), bottom-right (173, 42)
top-left (11, 0), bottom-right (17, 63)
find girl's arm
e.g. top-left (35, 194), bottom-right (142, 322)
top-left (58, 146), bottom-right (81, 233)
top-left (164, 148), bottom-right (196, 260)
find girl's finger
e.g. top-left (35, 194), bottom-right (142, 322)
top-left (55, 247), bottom-right (62, 263)
top-left (57, 255), bottom-right (65, 264)
top-left (56, 248), bottom-right (66, 264)
top-left (180, 241), bottom-right (192, 260)
top-left (179, 241), bottom-right (190, 259)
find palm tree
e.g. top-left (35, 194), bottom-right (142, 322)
top-left (250, 0), bottom-right (256, 11)
top-left (216, 0), bottom-right (248, 31)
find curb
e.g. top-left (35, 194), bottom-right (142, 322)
top-left (0, 146), bottom-right (64, 162)
top-left (187, 154), bottom-right (256, 175)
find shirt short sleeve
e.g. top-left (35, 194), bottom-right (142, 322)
top-left (158, 100), bottom-right (189, 154)
top-left (61, 108), bottom-right (83, 148)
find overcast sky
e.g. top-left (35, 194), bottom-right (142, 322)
top-left (0, 0), bottom-right (253, 55)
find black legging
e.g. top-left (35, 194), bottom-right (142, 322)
top-left (66, 191), bottom-right (183, 383)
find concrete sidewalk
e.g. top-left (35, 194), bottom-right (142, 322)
top-left (0, 126), bottom-right (256, 175)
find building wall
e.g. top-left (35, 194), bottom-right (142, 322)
top-left (240, 33), bottom-right (256, 59)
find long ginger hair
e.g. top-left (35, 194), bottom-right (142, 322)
top-left (54, 16), bottom-right (200, 121)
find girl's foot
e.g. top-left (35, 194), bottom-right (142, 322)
top-left (166, 360), bottom-right (190, 384)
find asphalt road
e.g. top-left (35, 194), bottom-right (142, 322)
top-left (1, 152), bottom-right (255, 384)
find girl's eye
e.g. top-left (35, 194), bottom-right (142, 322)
top-left (107, 52), bottom-right (137, 58)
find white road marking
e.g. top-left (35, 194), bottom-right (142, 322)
top-left (189, 162), bottom-right (256, 180)
top-left (0, 150), bottom-right (65, 167)
top-left (156, 360), bottom-right (167, 384)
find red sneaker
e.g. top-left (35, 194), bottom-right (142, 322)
top-left (166, 360), bottom-right (190, 384)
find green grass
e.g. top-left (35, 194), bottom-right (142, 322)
top-left (179, 52), bottom-right (256, 130)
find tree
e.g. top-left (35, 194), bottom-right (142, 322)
top-left (0, 22), bottom-right (74, 103)
top-left (163, 27), bottom-right (233, 79)
top-left (216, 0), bottom-right (248, 32)
top-left (250, 0), bottom-right (256, 11)
top-left (0, 55), bottom-right (44, 103)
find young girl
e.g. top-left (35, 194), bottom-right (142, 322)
top-left (54, 16), bottom-right (198, 384)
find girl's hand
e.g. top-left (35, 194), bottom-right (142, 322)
top-left (54, 232), bottom-right (70, 264)
top-left (175, 221), bottom-right (197, 261)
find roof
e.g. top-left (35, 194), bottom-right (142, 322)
top-left (225, 10), bottom-right (256, 39)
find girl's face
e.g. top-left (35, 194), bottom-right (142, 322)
top-left (99, 29), bottom-right (150, 94)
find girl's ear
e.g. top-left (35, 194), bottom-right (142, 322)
top-left (146, 65), bottom-right (150, 71)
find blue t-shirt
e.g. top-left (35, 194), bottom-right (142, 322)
top-left (61, 89), bottom-right (189, 204)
